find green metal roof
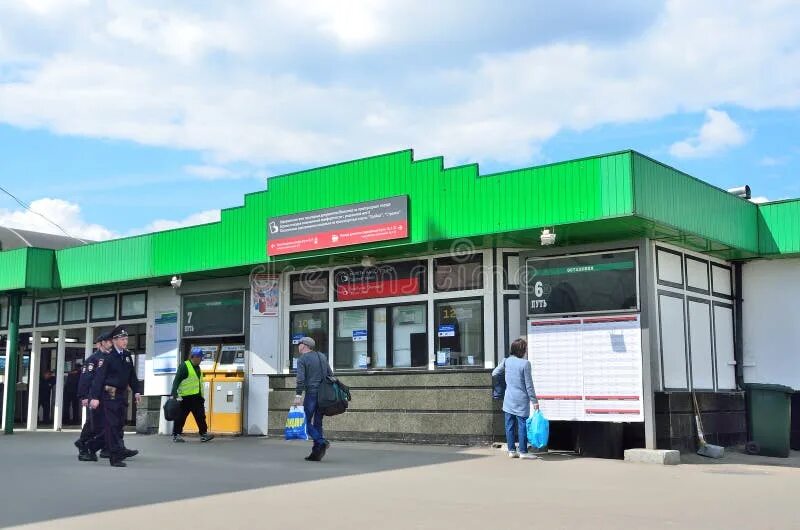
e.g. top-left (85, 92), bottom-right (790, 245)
top-left (0, 248), bottom-right (55, 291)
top-left (1, 149), bottom-right (797, 295)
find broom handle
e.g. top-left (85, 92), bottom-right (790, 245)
top-left (692, 392), bottom-right (706, 442)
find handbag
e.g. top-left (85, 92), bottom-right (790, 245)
top-left (315, 353), bottom-right (352, 416)
top-left (163, 397), bottom-right (180, 421)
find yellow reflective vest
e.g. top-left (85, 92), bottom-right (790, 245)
top-left (177, 360), bottom-right (202, 397)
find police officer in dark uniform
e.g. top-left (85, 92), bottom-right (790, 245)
top-left (89, 326), bottom-right (142, 468)
top-left (74, 331), bottom-right (112, 461)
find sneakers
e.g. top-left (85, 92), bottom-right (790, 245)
top-left (508, 451), bottom-right (519, 458)
top-left (173, 434), bottom-right (186, 443)
top-left (519, 453), bottom-right (539, 460)
top-left (200, 433), bottom-right (215, 443)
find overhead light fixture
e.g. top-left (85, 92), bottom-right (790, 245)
top-left (361, 256), bottom-right (377, 268)
top-left (170, 275), bottom-right (183, 289)
top-left (540, 229), bottom-right (556, 246)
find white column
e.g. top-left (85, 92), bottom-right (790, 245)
top-left (26, 331), bottom-right (42, 431)
top-left (53, 328), bottom-right (66, 431)
top-left (82, 326), bottom-right (94, 426)
top-left (484, 249), bottom-right (496, 369)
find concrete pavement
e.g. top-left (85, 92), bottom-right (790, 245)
top-left (1, 432), bottom-right (798, 529)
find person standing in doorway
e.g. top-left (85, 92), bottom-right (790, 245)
top-left (39, 370), bottom-right (56, 424)
top-left (170, 349), bottom-right (214, 443)
top-left (492, 337), bottom-right (539, 460)
top-left (293, 337), bottom-right (331, 462)
top-left (89, 326), bottom-right (142, 468)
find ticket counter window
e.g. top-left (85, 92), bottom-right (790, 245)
top-left (289, 310), bottom-right (329, 371)
top-left (334, 308), bottom-right (369, 370)
top-left (435, 299), bottom-right (483, 367)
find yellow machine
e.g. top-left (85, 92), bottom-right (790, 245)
top-left (183, 344), bottom-right (219, 434)
top-left (209, 344), bottom-right (245, 435)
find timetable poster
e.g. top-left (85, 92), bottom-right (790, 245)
top-left (528, 314), bottom-right (644, 422)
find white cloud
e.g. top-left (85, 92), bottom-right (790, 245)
top-left (0, 1), bottom-right (799, 165)
top-left (759, 156), bottom-right (789, 167)
top-left (750, 196), bottom-right (770, 204)
top-left (669, 109), bottom-right (747, 159)
top-left (0, 197), bottom-right (221, 240)
top-left (0, 198), bottom-right (117, 241)
top-left (140, 209), bottom-right (221, 233)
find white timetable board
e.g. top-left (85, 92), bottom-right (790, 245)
top-left (528, 314), bottom-right (644, 422)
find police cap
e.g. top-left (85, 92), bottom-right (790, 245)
top-left (110, 326), bottom-right (129, 339)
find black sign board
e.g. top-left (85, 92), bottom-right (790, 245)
top-left (267, 196), bottom-right (408, 256)
top-left (525, 250), bottom-right (639, 316)
top-left (182, 291), bottom-right (245, 338)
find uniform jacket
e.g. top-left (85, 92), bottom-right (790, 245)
top-left (89, 347), bottom-right (142, 400)
top-left (77, 350), bottom-right (102, 399)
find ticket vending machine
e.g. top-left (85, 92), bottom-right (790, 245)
top-left (210, 344), bottom-right (246, 435)
top-left (184, 344), bottom-right (219, 434)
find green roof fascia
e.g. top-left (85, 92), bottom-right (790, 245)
top-left (0, 247), bottom-right (55, 292)
top-left (630, 152), bottom-right (760, 256)
top-left (53, 149), bottom-right (637, 290)
top-left (757, 198), bottom-right (800, 256)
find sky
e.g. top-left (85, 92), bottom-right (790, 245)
top-left (0, 0), bottom-right (799, 241)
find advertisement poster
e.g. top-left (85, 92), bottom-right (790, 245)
top-left (267, 196), bottom-right (408, 256)
top-left (153, 310), bottom-right (179, 374)
top-left (251, 274), bottom-right (280, 317)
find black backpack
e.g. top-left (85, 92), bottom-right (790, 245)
top-left (315, 353), bottom-right (352, 416)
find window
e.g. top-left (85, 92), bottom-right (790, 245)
top-left (290, 272), bottom-right (329, 305)
top-left (332, 303), bottom-right (427, 370)
top-left (503, 254), bottom-right (521, 290)
top-left (289, 310), bottom-right (329, 371)
top-left (435, 298), bottom-right (484, 367)
top-left (657, 247), bottom-right (684, 288)
top-left (62, 298), bottom-right (87, 324)
top-left (90, 295), bottom-right (117, 322)
top-left (333, 260), bottom-right (426, 301)
top-left (434, 255), bottom-right (483, 292)
top-left (120, 291), bottom-right (147, 319)
top-left (685, 257), bottom-right (710, 294)
top-left (36, 301), bottom-right (60, 326)
top-left (334, 308), bottom-right (369, 370)
top-left (0, 297), bottom-right (7, 329)
top-left (19, 298), bottom-right (34, 328)
top-left (504, 295), bottom-right (521, 359)
top-left (391, 304), bottom-right (427, 368)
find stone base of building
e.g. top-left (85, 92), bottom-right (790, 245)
top-left (655, 391), bottom-right (746, 452)
top-left (135, 395), bottom-right (161, 434)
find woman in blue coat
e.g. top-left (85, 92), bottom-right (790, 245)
top-left (492, 337), bottom-right (539, 459)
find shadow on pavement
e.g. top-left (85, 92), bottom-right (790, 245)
top-left (0, 432), bottom-right (485, 528)
top-left (680, 447), bottom-right (800, 469)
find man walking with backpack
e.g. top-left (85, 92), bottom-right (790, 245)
top-left (293, 337), bottom-right (331, 462)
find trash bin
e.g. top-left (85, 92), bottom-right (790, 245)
top-left (746, 383), bottom-right (794, 458)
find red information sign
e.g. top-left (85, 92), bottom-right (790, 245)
top-left (267, 197), bottom-right (408, 256)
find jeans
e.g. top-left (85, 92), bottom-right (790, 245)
top-left (303, 393), bottom-right (326, 450)
top-left (504, 412), bottom-right (529, 454)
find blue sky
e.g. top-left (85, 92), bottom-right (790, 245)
top-left (0, 1), bottom-right (799, 239)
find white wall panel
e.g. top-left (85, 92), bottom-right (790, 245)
top-left (659, 294), bottom-right (688, 389)
top-left (688, 300), bottom-right (714, 389)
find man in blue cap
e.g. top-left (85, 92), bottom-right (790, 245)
top-left (89, 325), bottom-right (142, 467)
top-left (74, 330), bottom-right (112, 461)
top-left (170, 348), bottom-right (214, 443)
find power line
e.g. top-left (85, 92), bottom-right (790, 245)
top-left (0, 184), bottom-right (87, 244)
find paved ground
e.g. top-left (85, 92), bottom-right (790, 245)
top-left (1, 432), bottom-right (799, 530)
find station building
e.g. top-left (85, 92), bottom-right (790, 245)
top-left (1, 149), bottom-right (798, 455)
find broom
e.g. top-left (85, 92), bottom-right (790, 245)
top-left (692, 392), bottom-right (724, 458)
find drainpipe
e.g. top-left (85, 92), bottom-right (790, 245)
top-left (733, 263), bottom-right (745, 390)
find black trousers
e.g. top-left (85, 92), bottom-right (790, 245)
top-left (78, 406), bottom-right (105, 449)
top-left (173, 394), bottom-right (208, 436)
top-left (100, 397), bottom-right (126, 460)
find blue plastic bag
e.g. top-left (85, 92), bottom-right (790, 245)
top-left (526, 409), bottom-right (549, 450)
top-left (284, 406), bottom-right (308, 440)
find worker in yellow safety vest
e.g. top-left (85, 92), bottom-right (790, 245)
top-left (170, 350), bottom-right (215, 443)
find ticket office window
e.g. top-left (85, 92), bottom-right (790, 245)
top-left (334, 303), bottom-right (428, 370)
top-left (289, 310), bottom-right (329, 371)
top-left (435, 298), bottom-right (484, 367)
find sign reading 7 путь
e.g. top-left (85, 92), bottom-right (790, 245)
top-left (267, 196), bottom-right (408, 256)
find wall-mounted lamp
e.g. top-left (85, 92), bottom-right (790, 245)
top-left (170, 275), bottom-right (183, 289)
top-left (540, 229), bottom-right (556, 246)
